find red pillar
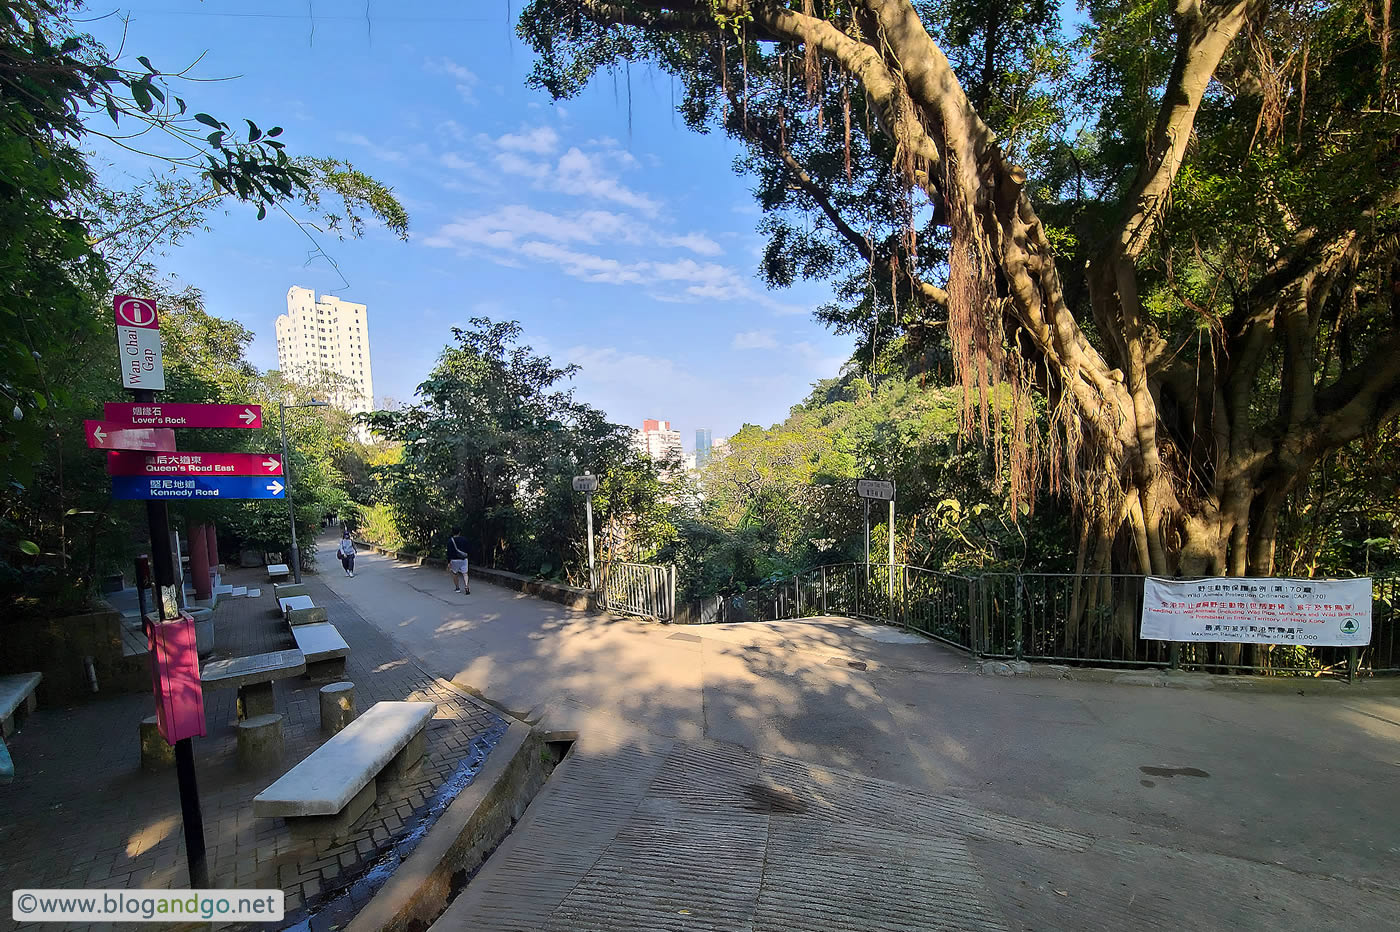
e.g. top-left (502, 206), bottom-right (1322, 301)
top-left (204, 523), bottom-right (220, 574)
top-left (187, 522), bottom-right (212, 601)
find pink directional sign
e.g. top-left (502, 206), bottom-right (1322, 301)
top-left (85, 421), bottom-right (177, 451)
top-left (104, 402), bottom-right (263, 429)
top-left (107, 451), bottom-right (283, 478)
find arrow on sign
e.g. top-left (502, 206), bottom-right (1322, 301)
top-left (93, 425), bottom-right (107, 444)
top-left (267, 480), bottom-right (284, 495)
top-left (263, 458), bottom-right (279, 471)
top-left (240, 408), bottom-right (257, 425)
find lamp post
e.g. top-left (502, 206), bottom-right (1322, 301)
top-left (279, 399), bottom-right (329, 583)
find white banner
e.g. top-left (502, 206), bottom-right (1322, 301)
top-left (1141, 576), bottom-right (1372, 646)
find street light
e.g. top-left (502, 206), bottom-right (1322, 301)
top-left (280, 399), bottom-right (329, 583)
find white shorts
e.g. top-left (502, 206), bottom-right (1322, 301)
top-left (449, 559), bottom-right (468, 574)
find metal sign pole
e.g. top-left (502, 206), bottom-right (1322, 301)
top-left (864, 498), bottom-right (871, 590)
top-left (585, 491), bottom-right (597, 591)
top-left (888, 498), bottom-right (897, 622)
top-left (135, 387), bottom-right (208, 889)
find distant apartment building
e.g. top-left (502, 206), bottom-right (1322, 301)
top-left (695, 428), bottom-right (713, 468)
top-left (275, 286), bottom-right (375, 417)
top-left (635, 419), bottom-right (683, 464)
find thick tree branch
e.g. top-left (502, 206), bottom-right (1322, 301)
top-left (1110, 0), bottom-right (1256, 262)
top-left (736, 103), bottom-right (950, 308)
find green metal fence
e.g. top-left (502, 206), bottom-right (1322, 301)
top-left (739, 565), bottom-right (1400, 679)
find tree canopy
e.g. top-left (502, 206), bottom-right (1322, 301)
top-left (0, 0), bottom-right (406, 606)
top-left (518, 0), bottom-right (1400, 580)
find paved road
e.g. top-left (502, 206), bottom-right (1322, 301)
top-left (322, 536), bottom-right (1400, 930)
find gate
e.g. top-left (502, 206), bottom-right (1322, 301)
top-left (599, 561), bottom-right (676, 621)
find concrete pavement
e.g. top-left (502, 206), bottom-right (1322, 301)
top-left (322, 536), bottom-right (1400, 929)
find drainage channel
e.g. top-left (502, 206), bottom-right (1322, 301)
top-left (277, 717), bottom-right (511, 932)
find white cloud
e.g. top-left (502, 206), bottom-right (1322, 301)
top-left (426, 57), bottom-right (478, 103)
top-left (334, 131), bottom-right (404, 163)
top-left (563, 345), bottom-right (702, 391)
top-left (556, 147), bottom-right (659, 212)
top-left (492, 147), bottom-right (659, 213)
top-left (495, 125), bottom-right (559, 155)
top-left (520, 242), bottom-right (645, 285)
top-left (423, 205), bottom-right (721, 259)
top-left (666, 232), bottom-right (724, 256)
top-left (732, 329), bottom-right (779, 350)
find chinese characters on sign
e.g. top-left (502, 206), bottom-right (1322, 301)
top-left (103, 402), bottom-right (262, 429)
top-left (1141, 577), bottom-right (1372, 647)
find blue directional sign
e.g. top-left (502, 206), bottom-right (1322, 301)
top-left (112, 475), bottom-right (287, 500)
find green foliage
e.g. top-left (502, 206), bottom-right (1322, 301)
top-left (362, 319), bottom-right (675, 584)
top-left (0, 1), bottom-right (407, 606)
top-left (662, 376), bottom-right (1074, 599)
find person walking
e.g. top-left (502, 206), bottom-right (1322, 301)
top-left (337, 529), bottom-right (356, 577)
top-left (447, 528), bottom-right (471, 595)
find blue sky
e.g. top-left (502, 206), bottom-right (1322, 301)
top-left (84, 1), bottom-right (854, 447)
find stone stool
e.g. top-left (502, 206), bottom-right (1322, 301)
top-left (139, 715), bottom-right (174, 772)
top-left (237, 713), bottom-right (284, 771)
top-left (319, 682), bottom-right (356, 735)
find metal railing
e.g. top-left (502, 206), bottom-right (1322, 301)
top-left (735, 564), bottom-right (1400, 679)
top-left (599, 561), bottom-right (676, 621)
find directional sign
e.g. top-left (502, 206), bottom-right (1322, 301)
top-left (114, 295), bottom-right (165, 391)
top-left (572, 474), bottom-right (599, 493)
top-left (856, 478), bottom-right (896, 501)
top-left (111, 475), bottom-right (287, 500)
top-left (107, 451), bottom-right (283, 478)
top-left (104, 402), bottom-right (263, 429)
top-left (85, 420), bottom-right (177, 452)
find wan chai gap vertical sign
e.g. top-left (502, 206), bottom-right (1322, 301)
top-left (1141, 576), bottom-right (1373, 647)
top-left (115, 295), bottom-right (164, 391)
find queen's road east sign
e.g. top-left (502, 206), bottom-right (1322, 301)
top-left (107, 451), bottom-right (283, 477)
top-left (111, 476), bottom-right (286, 500)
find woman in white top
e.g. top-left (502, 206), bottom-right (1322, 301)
top-left (337, 529), bottom-right (356, 577)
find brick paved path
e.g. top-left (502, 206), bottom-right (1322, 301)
top-left (1, 564), bottom-right (504, 929)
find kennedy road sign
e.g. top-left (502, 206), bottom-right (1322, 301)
top-left (111, 475), bottom-right (287, 500)
top-left (85, 421), bottom-right (177, 452)
top-left (104, 402), bottom-right (263, 429)
top-left (107, 451), bottom-right (283, 478)
top-left (856, 478), bottom-right (896, 501)
top-left (572, 475), bottom-right (599, 493)
top-left (114, 295), bottom-right (165, 391)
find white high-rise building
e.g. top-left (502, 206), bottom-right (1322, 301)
top-left (634, 419), bottom-right (683, 464)
top-left (275, 286), bottom-right (375, 416)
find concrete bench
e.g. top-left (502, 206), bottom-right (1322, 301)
top-left (0, 672), bottom-right (42, 738)
top-left (201, 649), bottom-right (306, 720)
top-left (1, 672), bottom-right (42, 782)
top-left (291, 623), bottom-right (351, 682)
top-left (253, 700), bottom-right (434, 839)
top-left (267, 563), bottom-right (291, 581)
top-left (272, 582), bottom-right (308, 601)
top-left (279, 595), bottom-right (328, 626)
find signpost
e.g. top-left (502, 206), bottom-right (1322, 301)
top-left (111, 476), bottom-right (287, 500)
top-left (856, 479), bottom-right (897, 610)
top-left (573, 473), bottom-right (600, 592)
top-left (103, 402), bottom-right (263, 429)
top-left (107, 451), bottom-right (283, 477)
top-left (115, 295), bottom-right (165, 391)
top-left (85, 421), bottom-right (177, 452)
top-left (108, 295), bottom-right (206, 889)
